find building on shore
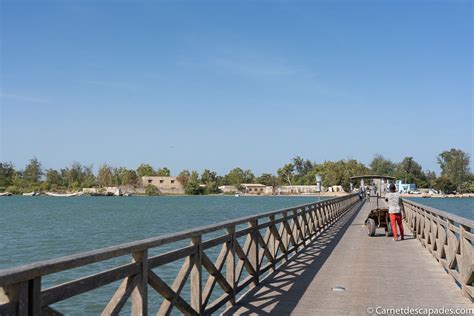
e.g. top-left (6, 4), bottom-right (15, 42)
top-left (82, 187), bottom-right (122, 195)
top-left (141, 176), bottom-right (185, 194)
top-left (218, 185), bottom-right (239, 194)
top-left (395, 180), bottom-right (416, 193)
top-left (277, 185), bottom-right (319, 195)
top-left (327, 185), bottom-right (345, 193)
top-left (240, 183), bottom-right (273, 195)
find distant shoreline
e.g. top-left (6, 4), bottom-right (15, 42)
top-left (2, 192), bottom-right (474, 198)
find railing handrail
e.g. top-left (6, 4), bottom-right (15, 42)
top-left (0, 194), bottom-right (357, 287)
top-left (402, 198), bottom-right (473, 303)
top-left (402, 198), bottom-right (474, 228)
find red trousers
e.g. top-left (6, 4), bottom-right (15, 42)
top-left (389, 213), bottom-right (404, 240)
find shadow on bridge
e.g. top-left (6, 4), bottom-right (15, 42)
top-left (223, 200), bottom-right (365, 315)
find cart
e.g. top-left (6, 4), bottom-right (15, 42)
top-left (365, 207), bottom-right (393, 237)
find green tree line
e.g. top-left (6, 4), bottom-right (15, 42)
top-left (0, 148), bottom-right (472, 195)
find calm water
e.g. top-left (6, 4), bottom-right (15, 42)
top-left (0, 196), bottom-right (472, 314)
top-left (407, 197), bottom-right (473, 220)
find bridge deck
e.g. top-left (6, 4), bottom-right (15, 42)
top-left (224, 199), bottom-right (472, 315)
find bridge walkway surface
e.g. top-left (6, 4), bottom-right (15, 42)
top-left (223, 199), bottom-right (473, 315)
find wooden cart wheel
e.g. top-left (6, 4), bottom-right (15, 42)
top-left (367, 218), bottom-right (376, 236)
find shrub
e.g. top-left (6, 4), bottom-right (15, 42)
top-left (145, 184), bottom-right (159, 196)
top-left (6, 186), bottom-right (20, 194)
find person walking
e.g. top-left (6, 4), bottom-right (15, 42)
top-left (385, 183), bottom-right (405, 241)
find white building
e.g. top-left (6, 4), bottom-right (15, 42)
top-left (277, 185), bottom-right (319, 195)
top-left (218, 185), bottom-right (238, 193)
top-left (240, 183), bottom-right (273, 195)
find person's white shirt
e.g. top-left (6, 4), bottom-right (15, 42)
top-left (385, 192), bottom-right (401, 214)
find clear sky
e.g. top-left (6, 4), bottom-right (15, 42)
top-left (1, 0), bottom-right (472, 175)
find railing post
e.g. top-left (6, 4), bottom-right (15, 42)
top-left (4, 277), bottom-right (41, 316)
top-left (282, 211), bottom-right (289, 260)
top-left (190, 235), bottom-right (203, 315)
top-left (226, 226), bottom-right (236, 307)
top-left (14, 281), bottom-right (28, 316)
top-left (132, 250), bottom-right (148, 316)
top-left (269, 215), bottom-right (277, 271)
top-left (249, 219), bottom-right (259, 287)
top-left (28, 277), bottom-right (41, 316)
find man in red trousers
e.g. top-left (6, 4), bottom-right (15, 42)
top-left (385, 183), bottom-right (405, 241)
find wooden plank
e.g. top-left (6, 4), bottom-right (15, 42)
top-left (202, 245), bottom-right (229, 307)
top-left (41, 263), bottom-right (139, 306)
top-left (148, 245), bottom-right (197, 268)
top-left (268, 215), bottom-right (277, 271)
top-left (235, 275), bottom-right (254, 293)
top-left (234, 235), bottom-right (257, 282)
top-left (190, 236), bottom-right (202, 315)
top-left (202, 234), bottom-right (231, 250)
top-left (226, 226), bottom-right (236, 307)
top-left (157, 256), bottom-right (193, 315)
top-left (131, 250), bottom-right (148, 316)
top-left (0, 301), bottom-right (17, 315)
top-left (29, 277), bottom-right (41, 316)
top-left (272, 220), bottom-right (288, 258)
top-left (248, 220), bottom-right (259, 287)
top-left (148, 271), bottom-right (198, 316)
top-left (202, 249), bottom-right (231, 307)
top-left (101, 275), bottom-right (138, 316)
top-left (204, 292), bottom-right (233, 315)
top-left (18, 281), bottom-right (28, 316)
top-left (281, 212), bottom-right (298, 253)
top-left (292, 210), bottom-right (305, 247)
top-left (235, 226), bottom-right (253, 239)
top-left (256, 228), bottom-right (275, 269)
top-left (307, 207), bottom-right (318, 236)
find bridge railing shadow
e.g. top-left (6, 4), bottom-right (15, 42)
top-left (223, 200), bottom-right (364, 315)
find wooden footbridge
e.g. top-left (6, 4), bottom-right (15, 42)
top-left (0, 194), bottom-right (472, 315)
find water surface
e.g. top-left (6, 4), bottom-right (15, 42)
top-left (407, 197), bottom-right (473, 220)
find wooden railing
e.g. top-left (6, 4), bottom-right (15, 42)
top-left (403, 199), bottom-right (474, 302)
top-left (0, 194), bottom-right (360, 315)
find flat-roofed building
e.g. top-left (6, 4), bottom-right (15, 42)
top-left (142, 176), bottom-right (184, 194)
top-left (241, 183), bottom-right (273, 195)
top-left (218, 185), bottom-right (239, 193)
top-left (277, 185), bottom-right (319, 195)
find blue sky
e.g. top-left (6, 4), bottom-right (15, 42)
top-left (1, 0), bottom-right (472, 175)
